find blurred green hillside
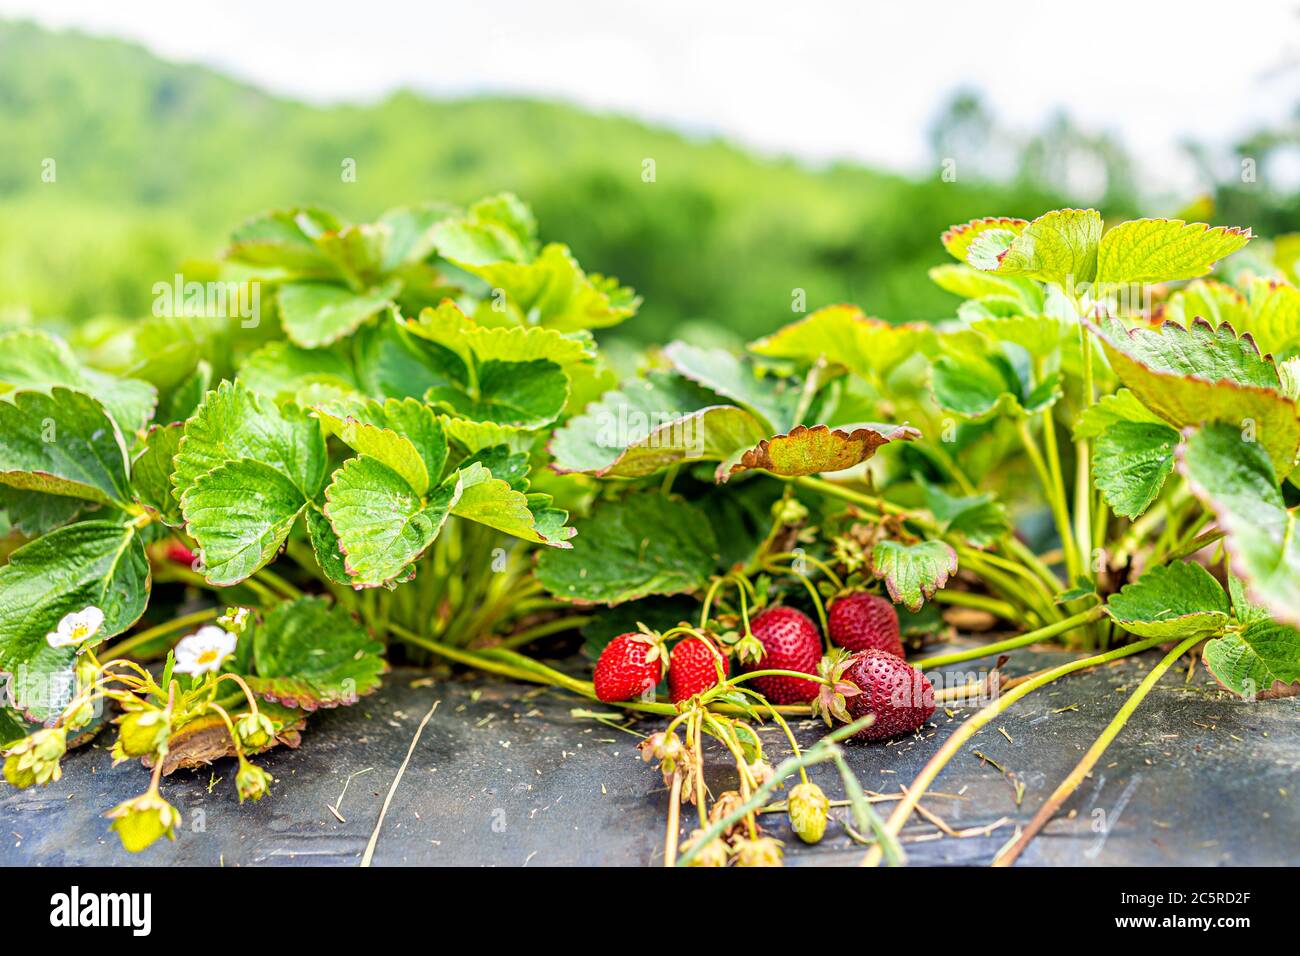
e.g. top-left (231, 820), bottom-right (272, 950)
top-left (2, 19), bottom-right (1292, 344)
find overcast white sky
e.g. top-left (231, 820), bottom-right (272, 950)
top-left (5, 0), bottom-right (1299, 191)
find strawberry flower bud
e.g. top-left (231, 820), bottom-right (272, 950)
top-left (236, 711), bottom-right (276, 749)
top-left (787, 782), bottom-right (830, 844)
top-left (733, 835), bottom-right (784, 867)
top-left (3, 727), bottom-right (67, 788)
top-left (746, 759), bottom-right (775, 789)
top-left (105, 792), bottom-right (181, 853)
top-left (113, 708), bottom-right (171, 762)
top-left (682, 829), bottom-right (730, 867)
top-left (235, 759), bottom-right (272, 803)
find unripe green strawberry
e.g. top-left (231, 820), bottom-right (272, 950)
top-left (787, 781), bottom-right (830, 844)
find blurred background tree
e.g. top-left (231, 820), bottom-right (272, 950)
top-left (0, 20), bottom-right (1294, 348)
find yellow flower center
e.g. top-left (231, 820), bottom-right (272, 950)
top-left (196, 649), bottom-right (219, 665)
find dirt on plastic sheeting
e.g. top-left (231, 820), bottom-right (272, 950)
top-left (1, 650), bottom-right (1296, 866)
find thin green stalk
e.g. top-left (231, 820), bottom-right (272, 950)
top-left (910, 605), bottom-right (1105, 671)
top-left (494, 615), bottom-right (593, 650)
top-left (861, 634), bottom-right (1167, 867)
top-left (1000, 535), bottom-right (1064, 593)
top-left (931, 589), bottom-right (1022, 623)
top-left (254, 567), bottom-right (302, 601)
top-left (993, 634), bottom-right (1202, 867)
top-left (105, 608), bottom-right (220, 660)
top-left (1017, 418), bottom-right (1080, 581)
top-left (832, 752), bottom-right (904, 866)
top-left (675, 713), bottom-right (881, 866)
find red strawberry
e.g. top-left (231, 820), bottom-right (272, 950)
top-left (669, 636), bottom-right (730, 703)
top-left (594, 633), bottom-right (664, 702)
top-left (842, 649), bottom-right (935, 742)
top-left (166, 540), bottom-right (197, 568)
top-left (828, 591), bottom-right (903, 658)
top-left (742, 607), bottom-right (822, 704)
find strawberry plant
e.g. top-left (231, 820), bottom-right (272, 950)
top-left (0, 193), bottom-right (636, 851)
top-left (2, 196), bottom-right (1297, 866)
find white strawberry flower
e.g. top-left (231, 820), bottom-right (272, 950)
top-left (46, 606), bottom-right (105, 650)
top-left (173, 625), bottom-right (238, 676)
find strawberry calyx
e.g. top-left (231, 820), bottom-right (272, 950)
top-left (809, 649), bottom-right (863, 727)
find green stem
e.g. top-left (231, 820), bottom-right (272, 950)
top-left (862, 634), bottom-right (1167, 866)
top-left (675, 713), bottom-right (881, 866)
top-left (931, 589), bottom-right (1022, 623)
top-left (1017, 418), bottom-right (1080, 581)
top-left (910, 606), bottom-right (1105, 670)
top-left (105, 608), bottom-right (220, 660)
top-left (254, 567), bottom-right (302, 601)
top-left (494, 615), bottom-right (592, 651)
top-left (993, 634), bottom-right (1202, 867)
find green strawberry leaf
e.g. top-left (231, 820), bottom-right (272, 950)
top-left (968, 314), bottom-right (1072, 358)
top-left (180, 459), bottom-right (307, 586)
top-left (443, 242), bottom-right (638, 332)
top-left (427, 358), bottom-right (569, 429)
top-left (405, 302), bottom-right (595, 373)
top-left (430, 194), bottom-right (535, 266)
top-left (1179, 423), bottom-right (1300, 629)
top-left (663, 341), bottom-right (801, 433)
top-left (748, 304), bottom-right (936, 378)
top-left (277, 280), bottom-right (401, 349)
top-left (323, 455), bottom-right (458, 588)
top-left (870, 539), bottom-right (957, 612)
top-left (721, 422), bottom-right (918, 483)
top-left (1162, 279), bottom-right (1251, 331)
top-left (131, 423), bottom-right (185, 527)
top-left (0, 487), bottom-right (84, 536)
top-left (941, 217), bottom-right (1028, 263)
top-left (1094, 218), bottom-right (1252, 285)
top-left (1104, 560), bottom-right (1230, 638)
top-left (1089, 315), bottom-right (1299, 479)
top-left (304, 503), bottom-right (352, 587)
top-left (928, 264), bottom-right (1043, 311)
top-left (0, 330), bottom-right (157, 436)
top-left (238, 341), bottom-right (359, 404)
top-left (921, 482), bottom-right (1011, 548)
top-left (968, 209), bottom-right (1101, 286)
top-left (352, 317), bottom-right (469, 401)
top-left (173, 380), bottom-right (327, 500)
top-left (246, 597), bottom-right (387, 709)
top-left (0, 521), bottom-right (149, 720)
top-left (225, 207), bottom-right (343, 276)
top-left (1239, 278), bottom-right (1300, 357)
top-left (449, 461), bottom-right (573, 547)
top-left (441, 416), bottom-right (533, 454)
top-left (1202, 619), bottom-right (1300, 700)
top-left (314, 397), bottom-right (447, 496)
top-left (0, 387), bottom-right (133, 508)
top-left (536, 493), bottom-right (719, 605)
top-left (1072, 388), bottom-right (1168, 440)
top-left (377, 202), bottom-right (457, 270)
top-left (931, 335), bottom-right (1061, 420)
top-left (548, 372), bottom-right (737, 476)
top-left (1092, 419), bottom-right (1181, 519)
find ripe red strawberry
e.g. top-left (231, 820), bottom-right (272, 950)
top-left (166, 540), bottom-right (197, 567)
top-left (828, 591), bottom-right (903, 658)
top-left (669, 636), bottom-right (730, 703)
top-left (742, 607), bottom-right (822, 704)
top-left (842, 649), bottom-right (935, 742)
top-left (594, 633), bottom-right (664, 702)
